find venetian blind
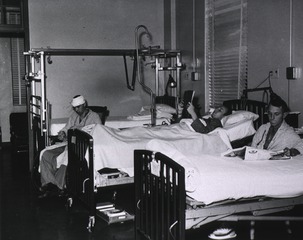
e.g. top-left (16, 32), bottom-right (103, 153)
top-left (205, 0), bottom-right (247, 108)
top-left (11, 37), bottom-right (26, 106)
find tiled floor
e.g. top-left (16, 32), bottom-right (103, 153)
top-left (1, 146), bottom-right (303, 240)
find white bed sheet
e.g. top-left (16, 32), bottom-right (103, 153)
top-left (49, 116), bottom-right (171, 136)
top-left (146, 139), bottom-right (303, 205)
top-left (104, 116), bottom-right (170, 129)
top-left (88, 123), bottom-right (232, 176)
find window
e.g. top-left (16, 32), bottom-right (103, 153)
top-left (205, 0), bottom-right (248, 108)
top-left (0, 0), bottom-right (22, 26)
top-left (11, 37), bottom-right (26, 106)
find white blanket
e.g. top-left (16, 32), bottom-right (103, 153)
top-left (89, 123), bottom-right (231, 176)
top-left (146, 139), bottom-right (303, 205)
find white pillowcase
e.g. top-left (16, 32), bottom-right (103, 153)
top-left (156, 104), bottom-right (176, 114)
top-left (142, 104), bottom-right (176, 114)
top-left (221, 110), bottom-right (259, 127)
top-left (223, 120), bottom-right (256, 142)
top-left (179, 118), bottom-right (256, 142)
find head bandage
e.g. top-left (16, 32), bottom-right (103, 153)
top-left (71, 95), bottom-right (86, 107)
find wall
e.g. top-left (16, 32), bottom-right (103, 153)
top-left (248, 0), bottom-right (303, 125)
top-left (28, 0), bottom-right (164, 118)
top-left (175, 0), bottom-right (205, 114)
top-left (175, 0), bottom-right (303, 122)
top-left (0, 39), bottom-right (13, 142)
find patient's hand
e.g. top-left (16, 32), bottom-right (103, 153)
top-left (177, 100), bottom-right (184, 118)
top-left (284, 147), bottom-right (300, 157)
top-left (187, 103), bottom-right (197, 120)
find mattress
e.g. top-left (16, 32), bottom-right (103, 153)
top-left (146, 139), bottom-right (303, 205)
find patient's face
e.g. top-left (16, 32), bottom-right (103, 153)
top-left (268, 105), bottom-right (284, 127)
top-left (73, 104), bottom-right (86, 116)
top-left (212, 106), bottom-right (228, 120)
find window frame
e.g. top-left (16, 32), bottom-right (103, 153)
top-left (205, 0), bottom-right (248, 110)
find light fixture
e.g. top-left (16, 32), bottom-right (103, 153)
top-left (164, 74), bottom-right (177, 96)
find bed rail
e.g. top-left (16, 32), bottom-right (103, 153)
top-left (134, 150), bottom-right (186, 240)
top-left (67, 128), bottom-right (95, 230)
top-left (135, 150), bottom-right (303, 240)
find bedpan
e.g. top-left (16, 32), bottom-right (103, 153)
top-left (208, 228), bottom-right (237, 240)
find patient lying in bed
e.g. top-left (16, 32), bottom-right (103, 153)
top-left (186, 103), bottom-right (232, 134)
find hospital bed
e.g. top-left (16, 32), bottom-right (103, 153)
top-left (132, 100), bottom-right (303, 240)
top-left (65, 98), bottom-right (268, 231)
top-left (134, 149), bottom-right (303, 240)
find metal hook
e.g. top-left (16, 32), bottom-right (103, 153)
top-left (136, 199), bottom-right (141, 210)
top-left (47, 55), bottom-right (52, 64)
top-left (82, 178), bottom-right (89, 193)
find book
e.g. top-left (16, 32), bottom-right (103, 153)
top-left (105, 209), bottom-right (126, 217)
top-left (96, 207), bottom-right (134, 224)
top-left (183, 90), bottom-right (195, 106)
top-left (222, 146), bottom-right (276, 160)
top-left (98, 207), bottom-right (115, 212)
top-left (96, 202), bottom-right (114, 210)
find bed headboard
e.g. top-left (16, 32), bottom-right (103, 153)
top-left (223, 99), bottom-right (268, 130)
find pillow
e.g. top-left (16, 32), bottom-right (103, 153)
top-left (142, 104), bottom-right (176, 114)
top-left (221, 110), bottom-right (259, 127)
top-left (223, 120), bottom-right (256, 142)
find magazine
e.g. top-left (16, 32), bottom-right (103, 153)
top-left (222, 146), bottom-right (246, 159)
top-left (222, 146), bottom-right (287, 160)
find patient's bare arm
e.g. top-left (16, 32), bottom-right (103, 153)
top-left (187, 103), bottom-right (198, 120)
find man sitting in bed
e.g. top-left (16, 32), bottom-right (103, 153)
top-left (251, 95), bottom-right (303, 157)
top-left (186, 102), bottom-right (232, 134)
top-left (38, 95), bottom-right (101, 199)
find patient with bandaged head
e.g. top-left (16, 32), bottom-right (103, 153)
top-left (38, 95), bottom-right (101, 199)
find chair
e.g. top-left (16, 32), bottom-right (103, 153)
top-left (155, 96), bottom-right (176, 108)
top-left (10, 112), bottom-right (29, 154)
top-left (88, 106), bottom-right (109, 125)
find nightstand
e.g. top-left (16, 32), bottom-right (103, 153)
top-left (285, 112), bottom-right (300, 128)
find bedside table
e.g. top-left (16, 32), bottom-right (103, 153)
top-left (285, 112), bottom-right (300, 128)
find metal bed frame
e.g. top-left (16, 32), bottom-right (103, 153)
top-left (64, 98), bottom-right (268, 231)
top-left (134, 149), bottom-right (303, 240)
top-left (66, 128), bottom-right (134, 232)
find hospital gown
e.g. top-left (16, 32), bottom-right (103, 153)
top-left (251, 121), bottom-right (303, 153)
top-left (40, 109), bottom-right (101, 189)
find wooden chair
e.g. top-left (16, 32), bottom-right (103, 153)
top-left (88, 106), bottom-right (109, 125)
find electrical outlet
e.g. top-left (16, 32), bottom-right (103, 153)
top-left (271, 68), bottom-right (279, 79)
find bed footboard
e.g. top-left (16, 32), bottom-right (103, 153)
top-left (134, 150), bottom-right (303, 240)
top-left (134, 150), bottom-right (186, 240)
top-left (67, 129), bottom-right (96, 230)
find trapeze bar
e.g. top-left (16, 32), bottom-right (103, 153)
top-left (26, 48), bottom-right (137, 57)
top-left (24, 48), bottom-right (181, 58)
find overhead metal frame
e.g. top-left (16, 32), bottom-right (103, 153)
top-left (23, 47), bottom-right (183, 171)
top-left (24, 48), bottom-right (138, 145)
